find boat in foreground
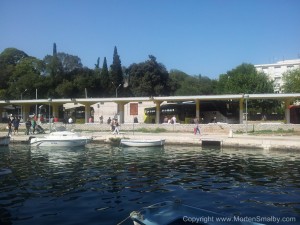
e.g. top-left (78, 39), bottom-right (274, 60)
top-left (0, 136), bottom-right (10, 146)
top-left (30, 131), bottom-right (92, 147)
top-left (120, 139), bottom-right (165, 147)
top-left (129, 201), bottom-right (265, 225)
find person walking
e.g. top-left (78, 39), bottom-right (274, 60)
top-left (12, 116), bottom-right (20, 135)
top-left (25, 118), bottom-right (32, 135)
top-left (31, 118), bottom-right (36, 134)
top-left (194, 117), bottom-right (201, 135)
top-left (110, 119), bottom-right (115, 132)
top-left (7, 117), bottom-right (12, 136)
top-left (112, 119), bottom-right (120, 135)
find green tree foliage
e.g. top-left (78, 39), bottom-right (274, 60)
top-left (110, 46), bottom-right (123, 91)
top-left (217, 63), bottom-right (274, 94)
top-left (53, 43), bottom-right (57, 56)
top-left (282, 68), bottom-right (300, 93)
top-left (217, 63), bottom-right (277, 114)
top-left (7, 57), bottom-right (46, 99)
top-left (0, 48), bottom-right (28, 91)
top-left (57, 52), bottom-right (83, 73)
top-left (169, 70), bottom-right (217, 95)
top-left (127, 55), bottom-right (170, 96)
top-left (55, 79), bottom-right (74, 98)
top-left (100, 57), bottom-right (110, 96)
top-left (95, 57), bottom-right (100, 69)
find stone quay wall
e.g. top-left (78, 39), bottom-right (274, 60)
top-left (1, 122), bottom-right (300, 134)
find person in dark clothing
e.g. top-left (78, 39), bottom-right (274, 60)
top-left (7, 117), bottom-right (12, 136)
top-left (25, 118), bottom-right (32, 135)
top-left (12, 116), bottom-right (20, 135)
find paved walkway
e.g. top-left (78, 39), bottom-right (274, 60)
top-left (2, 130), bottom-right (300, 151)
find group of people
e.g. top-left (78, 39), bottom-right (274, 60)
top-left (7, 116), bottom-right (37, 136)
top-left (106, 117), bottom-right (120, 134)
top-left (163, 115), bottom-right (177, 124)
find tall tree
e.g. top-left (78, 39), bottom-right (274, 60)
top-left (100, 57), bottom-right (109, 96)
top-left (53, 43), bottom-right (57, 56)
top-left (282, 68), bottom-right (300, 93)
top-left (217, 63), bottom-right (276, 115)
top-left (110, 46), bottom-right (123, 92)
top-left (95, 57), bottom-right (100, 69)
top-left (217, 63), bottom-right (274, 94)
top-left (169, 70), bottom-right (217, 95)
top-left (7, 57), bottom-right (46, 99)
top-left (127, 55), bottom-right (171, 96)
top-left (0, 48), bottom-right (29, 99)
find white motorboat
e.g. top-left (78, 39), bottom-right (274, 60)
top-left (120, 139), bottom-right (165, 147)
top-left (129, 201), bottom-right (265, 225)
top-left (30, 131), bottom-right (92, 147)
top-left (0, 136), bottom-right (10, 146)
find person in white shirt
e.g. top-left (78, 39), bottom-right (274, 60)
top-left (171, 115), bottom-right (176, 124)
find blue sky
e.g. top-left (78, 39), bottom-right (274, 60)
top-left (1, 0), bottom-right (300, 79)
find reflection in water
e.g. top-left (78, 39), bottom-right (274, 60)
top-left (0, 144), bottom-right (299, 225)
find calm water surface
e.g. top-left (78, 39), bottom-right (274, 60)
top-left (0, 144), bottom-right (299, 225)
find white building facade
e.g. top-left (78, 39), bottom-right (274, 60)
top-left (255, 59), bottom-right (300, 93)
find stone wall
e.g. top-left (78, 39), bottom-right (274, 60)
top-left (1, 122), bottom-right (300, 134)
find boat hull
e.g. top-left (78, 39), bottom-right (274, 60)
top-left (30, 131), bottom-right (92, 147)
top-left (120, 139), bottom-right (165, 147)
top-left (0, 136), bottom-right (10, 146)
top-left (130, 201), bottom-right (265, 225)
top-left (30, 138), bottom-right (92, 147)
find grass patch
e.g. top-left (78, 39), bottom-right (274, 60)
top-left (135, 127), bottom-right (167, 133)
top-left (254, 128), bottom-right (294, 134)
top-left (234, 128), bottom-right (295, 135)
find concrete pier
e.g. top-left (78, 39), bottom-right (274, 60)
top-left (2, 130), bottom-right (300, 151)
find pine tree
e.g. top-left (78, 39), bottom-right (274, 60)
top-left (95, 57), bottom-right (100, 69)
top-left (110, 46), bottom-right (123, 92)
top-left (100, 57), bottom-right (109, 93)
top-left (53, 43), bottom-right (57, 56)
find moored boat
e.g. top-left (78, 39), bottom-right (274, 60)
top-left (30, 131), bottom-right (92, 147)
top-left (0, 136), bottom-right (10, 146)
top-left (129, 201), bottom-right (265, 225)
top-left (120, 139), bottom-right (165, 147)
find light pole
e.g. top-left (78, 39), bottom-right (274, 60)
top-left (20, 89), bottom-right (27, 121)
top-left (48, 98), bottom-right (52, 132)
top-left (35, 89), bottom-right (38, 116)
top-left (244, 94), bottom-right (249, 134)
top-left (112, 82), bottom-right (121, 98)
top-left (112, 82), bottom-right (122, 119)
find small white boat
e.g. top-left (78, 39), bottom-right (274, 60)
top-left (30, 131), bottom-right (92, 147)
top-left (129, 201), bottom-right (265, 225)
top-left (120, 139), bottom-right (165, 147)
top-left (0, 136), bottom-right (10, 146)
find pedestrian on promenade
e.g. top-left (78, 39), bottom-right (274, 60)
top-left (111, 119), bottom-right (115, 132)
top-left (107, 117), bottom-right (111, 125)
top-left (112, 119), bottom-right (120, 135)
top-left (7, 117), bottom-right (12, 136)
top-left (31, 118), bottom-right (36, 134)
top-left (25, 118), bottom-right (32, 135)
top-left (12, 116), bottom-right (20, 135)
top-left (194, 117), bottom-right (200, 135)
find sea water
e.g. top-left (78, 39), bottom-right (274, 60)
top-left (0, 144), bottom-right (299, 225)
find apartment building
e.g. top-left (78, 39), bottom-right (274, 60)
top-left (255, 59), bottom-right (300, 93)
